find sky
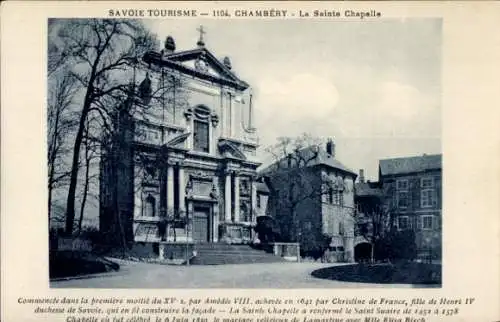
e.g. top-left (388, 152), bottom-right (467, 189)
top-left (147, 19), bottom-right (442, 181)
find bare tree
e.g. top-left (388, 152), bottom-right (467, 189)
top-left (263, 133), bottom-right (335, 245)
top-left (49, 19), bottom-right (160, 235)
top-left (77, 118), bottom-right (100, 234)
top-left (47, 72), bottom-right (78, 223)
top-left (355, 184), bottom-right (396, 263)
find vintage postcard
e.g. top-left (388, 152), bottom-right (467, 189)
top-left (1, 1), bottom-right (499, 322)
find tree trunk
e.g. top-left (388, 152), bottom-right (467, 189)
top-left (292, 207), bottom-right (298, 243)
top-left (77, 137), bottom-right (91, 234)
top-left (64, 88), bottom-right (93, 235)
top-left (370, 241), bottom-right (375, 264)
top-left (48, 184), bottom-right (53, 226)
top-left (47, 104), bottom-right (60, 225)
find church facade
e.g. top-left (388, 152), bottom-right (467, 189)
top-left (99, 30), bottom-right (261, 249)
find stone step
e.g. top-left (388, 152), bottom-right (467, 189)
top-left (193, 249), bottom-right (273, 255)
top-left (190, 243), bottom-right (287, 265)
top-left (190, 256), bottom-right (285, 265)
top-left (194, 244), bottom-right (253, 249)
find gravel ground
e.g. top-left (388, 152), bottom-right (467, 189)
top-left (51, 259), bottom-right (417, 288)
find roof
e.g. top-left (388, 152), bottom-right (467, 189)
top-left (355, 182), bottom-right (382, 197)
top-left (143, 47), bottom-right (249, 91)
top-left (379, 154), bottom-right (442, 176)
top-left (259, 146), bottom-right (357, 177)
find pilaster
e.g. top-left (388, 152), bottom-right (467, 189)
top-left (224, 171), bottom-right (232, 222)
top-left (178, 166), bottom-right (185, 215)
top-left (251, 180), bottom-right (257, 223)
top-left (167, 164), bottom-right (174, 214)
top-left (234, 174), bottom-right (240, 222)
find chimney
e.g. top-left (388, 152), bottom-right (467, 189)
top-left (359, 169), bottom-right (365, 183)
top-left (326, 139), bottom-right (335, 157)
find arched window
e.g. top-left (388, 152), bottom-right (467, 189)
top-left (145, 195), bottom-right (156, 217)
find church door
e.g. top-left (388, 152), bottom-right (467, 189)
top-left (193, 205), bottom-right (210, 243)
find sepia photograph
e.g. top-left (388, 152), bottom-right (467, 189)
top-left (46, 18), bottom-right (443, 289)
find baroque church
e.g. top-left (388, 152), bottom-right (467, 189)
top-left (99, 28), bottom-right (261, 249)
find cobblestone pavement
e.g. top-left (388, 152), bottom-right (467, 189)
top-left (51, 259), bottom-right (416, 288)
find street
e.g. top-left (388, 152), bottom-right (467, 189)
top-left (51, 259), bottom-right (415, 288)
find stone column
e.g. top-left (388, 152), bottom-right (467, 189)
top-left (178, 166), bottom-right (185, 215)
top-left (251, 180), bottom-right (257, 223)
top-left (234, 175), bottom-right (240, 222)
top-left (228, 92), bottom-right (233, 137)
top-left (167, 164), bottom-right (174, 215)
top-left (224, 171), bottom-right (232, 222)
top-left (133, 162), bottom-right (142, 219)
top-left (212, 177), bottom-right (220, 242)
top-left (210, 203), bottom-right (216, 242)
top-left (220, 90), bottom-right (225, 137)
top-left (186, 201), bottom-right (193, 242)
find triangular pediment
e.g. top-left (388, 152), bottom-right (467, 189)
top-left (180, 59), bottom-right (226, 79)
top-left (164, 132), bottom-right (190, 149)
top-left (218, 139), bottom-right (246, 160)
top-left (166, 48), bottom-right (243, 83)
top-left (143, 48), bottom-right (249, 91)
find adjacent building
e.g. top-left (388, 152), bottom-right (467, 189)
top-left (260, 140), bottom-right (357, 262)
top-left (379, 154), bottom-right (442, 259)
top-left (99, 31), bottom-right (261, 249)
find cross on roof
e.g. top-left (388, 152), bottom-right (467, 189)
top-left (196, 25), bottom-right (206, 47)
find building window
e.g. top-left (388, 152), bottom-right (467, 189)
top-left (397, 191), bottom-right (409, 208)
top-left (144, 195), bottom-right (156, 217)
top-left (421, 177), bottom-right (434, 188)
top-left (422, 215), bottom-right (434, 230)
top-left (331, 190), bottom-right (343, 206)
top-left (256, 194), bottom-right (262, 208)
top-left (396, 179), bottom-right (409, 209)
top-left (338, 222), bottom-right (344, 236)
top-left (396, 179), bottom-right (409, 191)
top-left (421, 189), bottom-right (436, 208)
top-left (193, 119), bottom-right (209, 153)
top-left (398, 216), bottom-right (409, 230)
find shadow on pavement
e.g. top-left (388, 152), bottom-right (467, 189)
top-left (311, 262), bottom-right (441, 286)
